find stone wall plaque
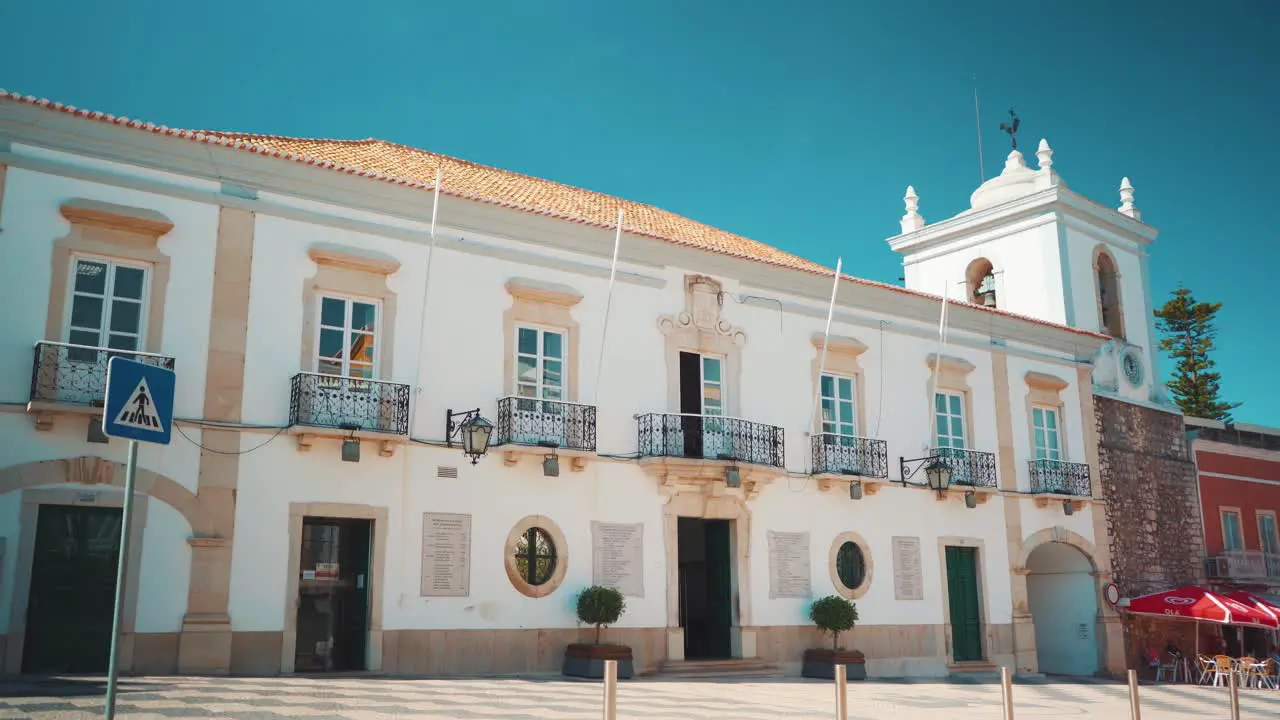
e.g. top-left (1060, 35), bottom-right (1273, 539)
top-left (767, 530), bottom-right (811, 598)
top-left (420, 512), bottom-right (471, 597)
top-left (892, 536), bottom-right (924, 600)
top-left (591, 521), bottom-right (645, 598)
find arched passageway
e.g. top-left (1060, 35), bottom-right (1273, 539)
top-left (1026, 541), bottom-right (1100, 676)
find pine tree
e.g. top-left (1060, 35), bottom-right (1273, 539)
top-left (1153, 286), bottom-right (1241, 423)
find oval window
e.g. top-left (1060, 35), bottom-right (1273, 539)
top-left (836, 541), bottom-right (866, 590)
top-left (514, 526), bottom-right (557, 586)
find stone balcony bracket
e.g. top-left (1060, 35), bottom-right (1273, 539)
top-left (814, 474), bottom-right (885, 496)
top-left (639, 456), bottom-right (779, 501)
top-left (500, 445), bottom-right (594, 472)
top-left (1032, 493), bottom-right (1092, 513)
top-left (289, 426), bottom-right (405, 457)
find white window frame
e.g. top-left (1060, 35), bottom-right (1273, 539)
top-left (314, 293), bottom-right (381, 379)
top-left (63, 253), bottom-right (151, 353)
top-left (820, 372), bottom-right (857, 438)
top-left (1221, 509), bottom-right (1244, 552)
top-left (700, 354), bottom-right (724, 417)
top-left (514, 324), bottom-right (567, 403)
top-left (1258, 511), bottom-right (1280, 556)
top-left (1031, 404), bottom-right (1062, 460)
top-left (934, 390), bottom-right (966, 449)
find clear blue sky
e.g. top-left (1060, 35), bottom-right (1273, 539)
top-left (3, 1), bottom-right (1276, 424)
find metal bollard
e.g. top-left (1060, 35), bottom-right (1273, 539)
top-left (1228, 668), bottom-right (1240, 720)
top-left (1000, 666), bottom-right (1014, 720)
top-left (602, 659), bottom-right (617, 720)
top-left (834, 663), bottom-right (848, 720)
top-left (1127, 669), bottom-right (1141, 720)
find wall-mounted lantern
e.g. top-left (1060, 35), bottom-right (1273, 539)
top-left (542, 452), bottom-right (560, 477)
top-left (446, 408), bottom-right (494, 465)
top-left (725, 465), bottom-right (741, 488)
top-left (901, 455), bottom-right (953, 497)
top-left (1063, 499), bottom-right (1074, 516)
top-left (849, 480), bottom-right (863, 500)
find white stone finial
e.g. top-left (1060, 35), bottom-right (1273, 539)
top-left (1118, 177), bottom-right (1140, 219)
top-left (901, 185), bottom-right (924, 233)
top-left (1036, 138), bottom-right (1053, 171)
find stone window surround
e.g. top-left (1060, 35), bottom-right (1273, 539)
top-left (1219, 506), bottom-right (1244, 551)
top-left (280, 502), bottom-right (388, 674)
top-left (1024, 371), bottom-right (1071, 462)
top-left (4, 486), bottom-right (149, 675)
top-left (504, 514), bottom-right (569, 599)
top-left (927, 353), bottom-right (977, 448)
top-left (657, 275), bottom-right (746, 416)
top-left (828, 531), bottom-right (873, 601)
top-left (1258, 510), bottom-right (1280, 554)
top-left (811, 333), bottom-right (868, 436)
top-left (935, 536), bottom-right (992, 666)
top-left (300, 245), bottom-right (400, 380)
top-left (1092, 245), bottom-right (1126, 339)
top-left (45, 198), bottom-right (175, 354)
top-left (503, 278), bottom-right (583, 401)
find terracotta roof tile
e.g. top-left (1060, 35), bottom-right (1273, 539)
top-left (0, 89), bottom-right (1109, 341)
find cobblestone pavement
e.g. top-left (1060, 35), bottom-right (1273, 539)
top-left (0, 674), bottom-right (1278, 719)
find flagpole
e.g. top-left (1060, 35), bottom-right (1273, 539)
top-left (926, 281), bottom-right (950, 446)
top-left (808, 259), bottom-right (843, 447)
top-left (593, 209), bottom-right (624, 403)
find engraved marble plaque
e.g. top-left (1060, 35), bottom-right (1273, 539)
top-left (591, 521), bottom-right (645, 598)
top-left (892, 536), bottom-right (924, 600)
top-left (420, 512), bottom-right (471, 597)
top-left (767, 530), bottom-right (811, 599)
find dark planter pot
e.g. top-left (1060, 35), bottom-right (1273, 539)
top-left (562, 643), bottom-right (635, 680)
top-left (801, 648), bottom-right (867, 680)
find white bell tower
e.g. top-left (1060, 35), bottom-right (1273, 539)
top-left (886, 140), bottom-right (1169, 407)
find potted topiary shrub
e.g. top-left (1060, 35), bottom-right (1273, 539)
top-left (563, 585), bottom-right (634, 679)
top-left (802, 595), bottom-right (866, 680)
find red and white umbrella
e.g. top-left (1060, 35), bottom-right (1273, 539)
top-left (1224, 591), bottom-right (1280, 625)
top-left (1124, 585), bottom-right (1279, 629)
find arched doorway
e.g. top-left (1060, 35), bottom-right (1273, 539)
top-left (1026, 541), bottom-right (1099, 676)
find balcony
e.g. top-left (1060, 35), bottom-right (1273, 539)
top-left (810, 433), bottom-right (889, 494)
top-left (493, 396), bottom-right (597, 471)
top-left (934, 447), bottom-right (998, 489)
top-left (288, 372), bottom-right (410, 456)
top-left (636, 413), bottom-right (784, 498)
top-left (28, 341), bottom-right (176, 431)
top-left (1205, 551), bottom-right (1280, 582)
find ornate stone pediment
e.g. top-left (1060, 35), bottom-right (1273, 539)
top-left (657, 275), bottom-right (746, 345)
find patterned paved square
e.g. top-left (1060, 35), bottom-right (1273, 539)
top-left (1, 675), bottom-right (1277, 719)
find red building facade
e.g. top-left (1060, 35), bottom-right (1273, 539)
top-left (1187, 418), bottom-right (1280, 602)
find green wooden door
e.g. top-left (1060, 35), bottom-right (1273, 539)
top-left (23, 504), bottom-right (123, 673)
top-left (705, 520), bottom-right (734, 659)
top-left (945, 546), bottom-right (983, 662)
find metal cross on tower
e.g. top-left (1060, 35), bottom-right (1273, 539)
top-left (999, 108), bottom-right (1020, 150)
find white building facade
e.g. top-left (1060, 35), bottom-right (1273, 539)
top-left (0, 92), bottom-right (1129, 678)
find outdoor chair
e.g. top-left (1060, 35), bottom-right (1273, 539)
top-left (1211, 655), bottom-right (1234, 687)
top-left (1245, 658), bottom-right (1277, 690)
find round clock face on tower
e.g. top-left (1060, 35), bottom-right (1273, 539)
top-left (1122, 349), bottom-right (1145, 387)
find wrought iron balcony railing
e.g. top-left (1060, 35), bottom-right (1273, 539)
top-left (934, 447), bottom-right (998, 489)
top-left (289, 372), bottom-right (410, 435)
top-left (1204, 551), bottom-right (1280, 581)
top-left (637, 412), bottom-right (785, 468)
top-left (493, 396), bottom-right (597, 452)
top-left (30, 341), bottom-right (176, 407)
top-left (1028, 458), bottom-right (1092, 497)
top-left (810, 433), bottom-right (889, 478)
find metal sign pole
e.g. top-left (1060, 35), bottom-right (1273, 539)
top-left (103, 439), bottom-right (139, 720)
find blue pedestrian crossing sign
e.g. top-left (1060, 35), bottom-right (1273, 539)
top-left (103, 357), bottom-right (176, 445)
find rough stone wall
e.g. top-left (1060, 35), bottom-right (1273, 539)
top-left (1094, 395), bottom-right (1203, 670)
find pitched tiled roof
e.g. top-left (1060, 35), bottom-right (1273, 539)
top-left (0, 89), bottom-right (1110, 341)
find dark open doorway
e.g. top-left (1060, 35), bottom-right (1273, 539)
top-left (678, 517), bottom-right (734, 659)
top-left (23, 504), bottom-right (123, 673)
top-left (294, 517), bottom-right (373, 672)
